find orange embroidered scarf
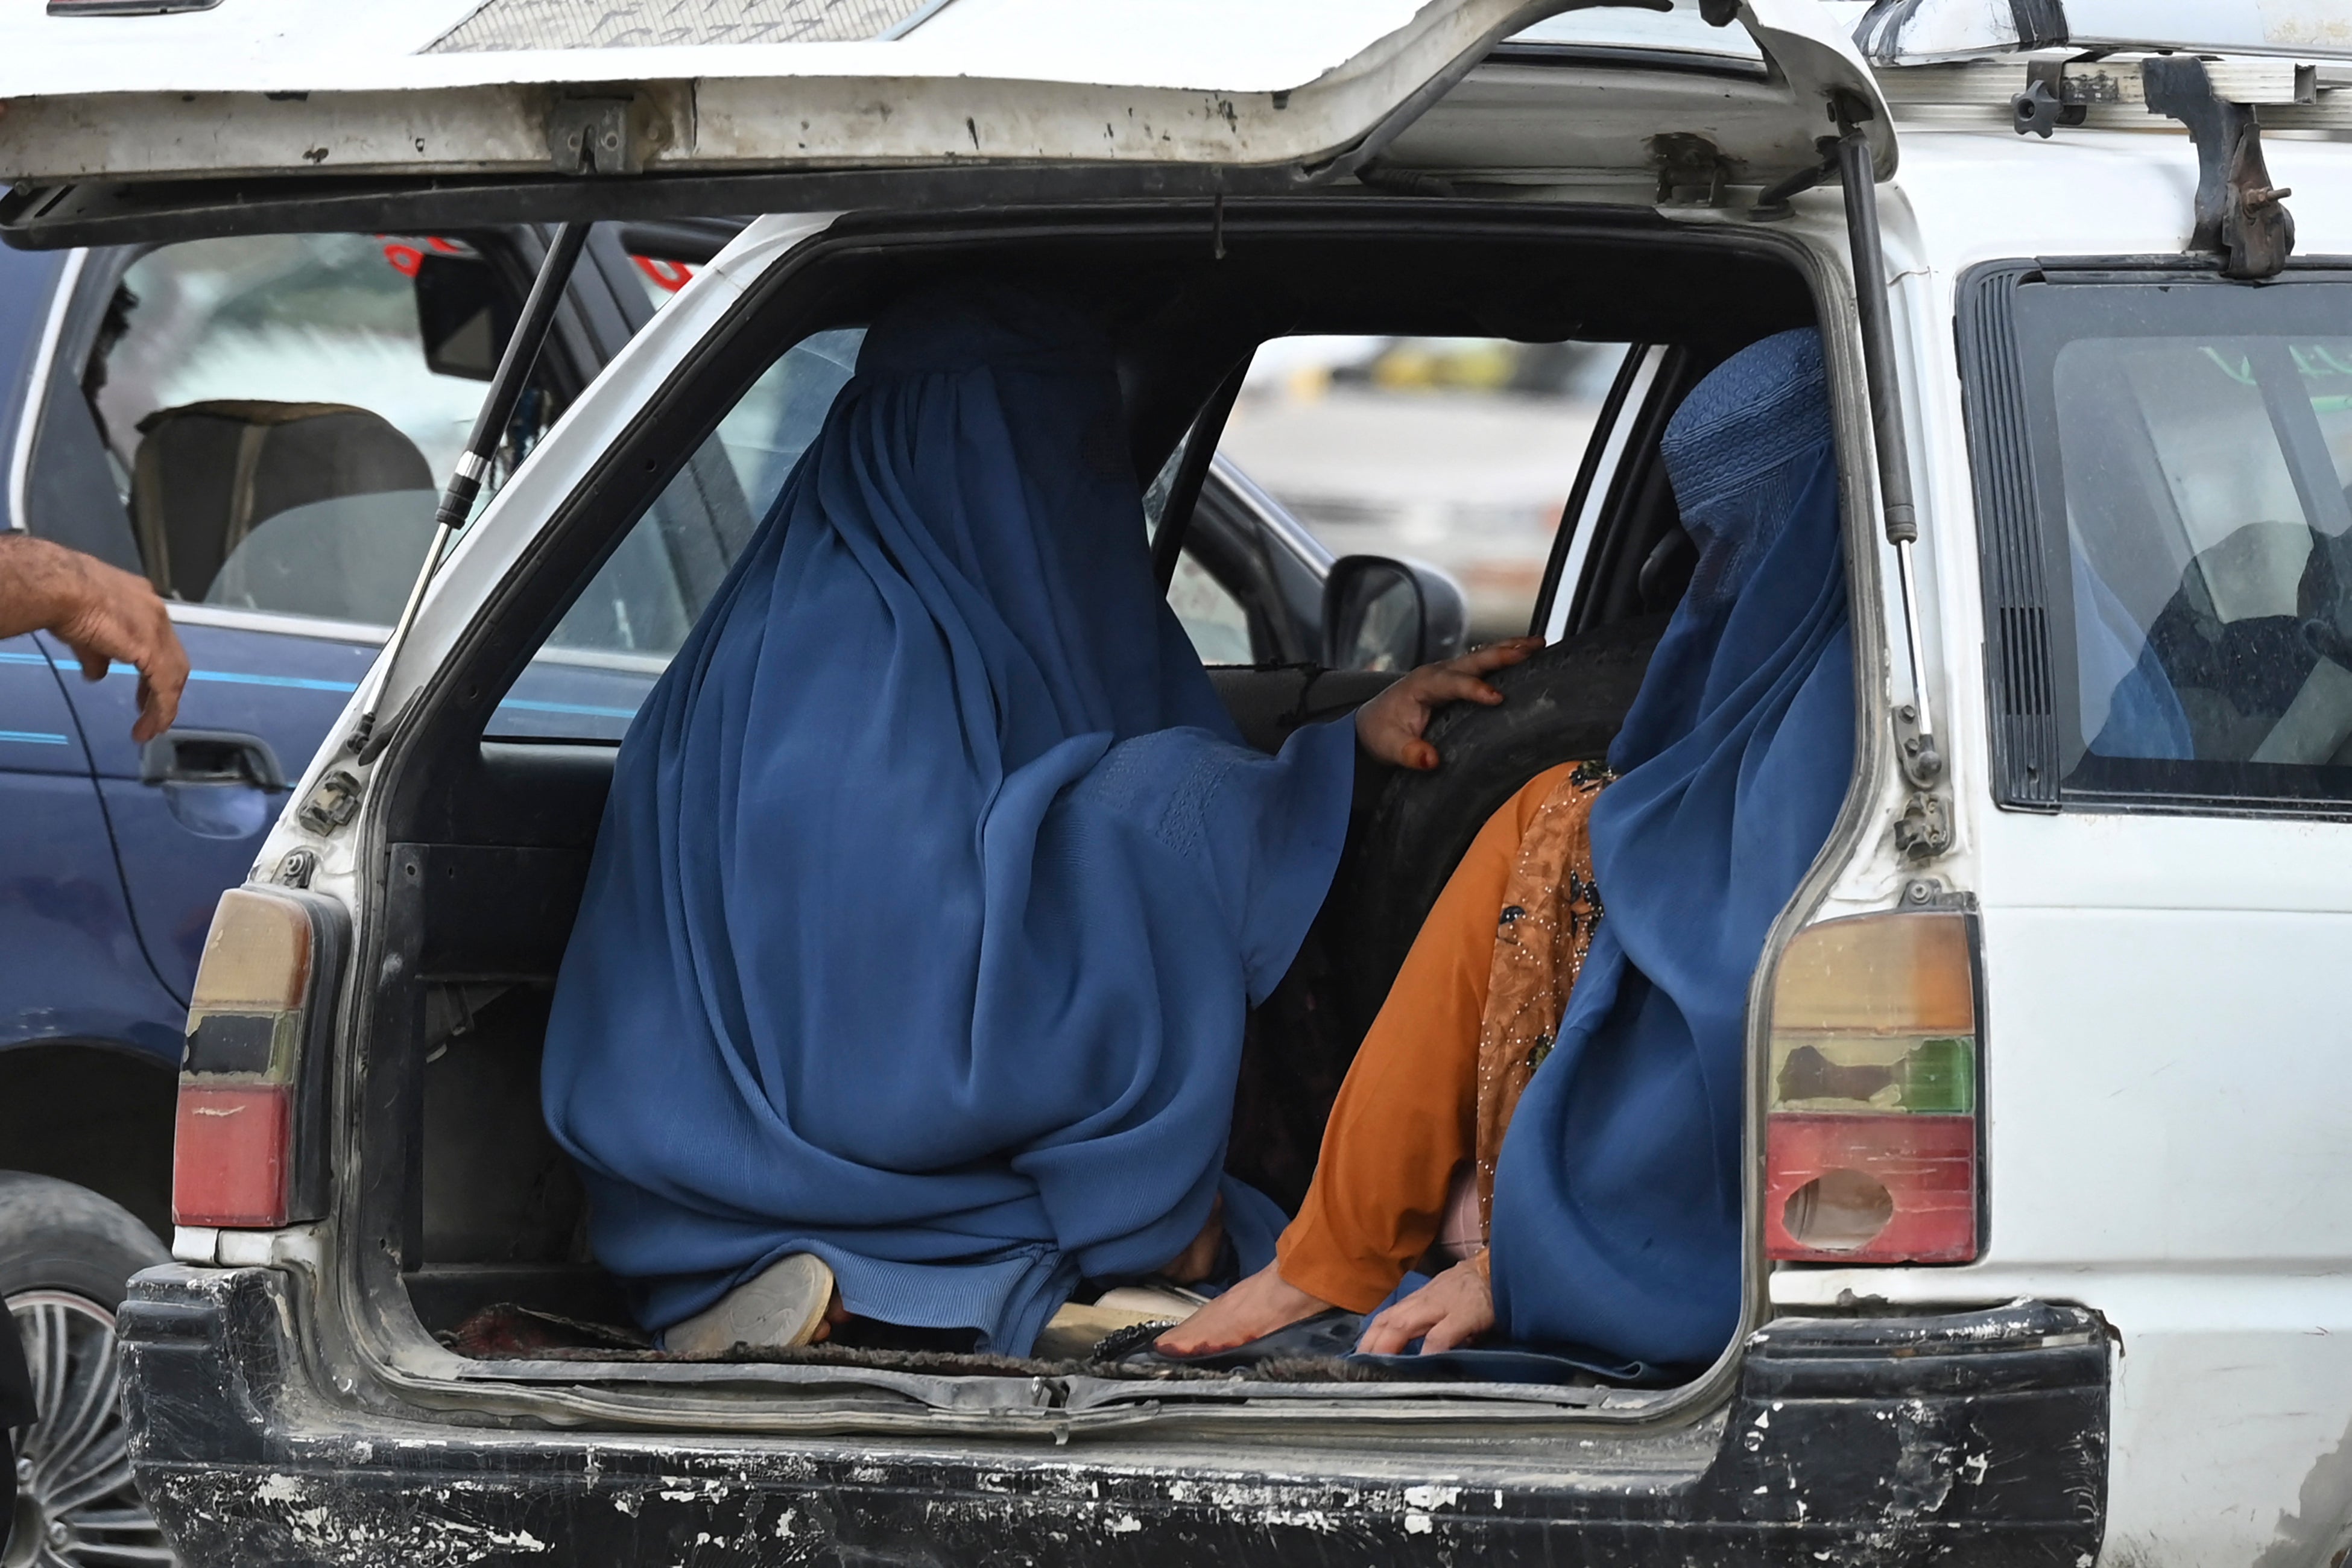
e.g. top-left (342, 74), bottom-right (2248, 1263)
top-left (1471, 759), bottom-right (1612, 1233)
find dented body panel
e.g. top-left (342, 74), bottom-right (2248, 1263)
top-left (120, 1266), bottom-right (2107, 1564)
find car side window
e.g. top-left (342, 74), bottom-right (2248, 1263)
top-left (1220, 334), bottom-right (1631, 643)
top-left (489, 328), bottom-right (862, 741)
top-left (1140, 426), bottom-right (1278, 667)
top-left (1972, 269), bottom-right (2352, 812)
top-left (46, 232), bottom-right (547, 627)
top-left (1166, 552), bottom-right (1254, 665)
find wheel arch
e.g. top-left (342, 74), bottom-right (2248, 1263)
top-left (0, 1039), bottom-right (178, 1243)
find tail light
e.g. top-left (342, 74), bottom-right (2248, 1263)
top-left (173, 888), bottom-right (345, 1229)
top-left (1764, 909), bottom-right (1980, 1263)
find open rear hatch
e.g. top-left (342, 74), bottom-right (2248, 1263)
top-left (0, 0), bottom-right (1892, 247)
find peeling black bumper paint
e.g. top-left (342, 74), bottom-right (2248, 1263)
top-left (120, 1266), bottom-right (2107, 1565)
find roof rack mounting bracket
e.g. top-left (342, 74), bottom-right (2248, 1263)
top-left (2142, 55), bottom-right (2295, 281)
top-left (2011, 57), bottom-right (2088, 138)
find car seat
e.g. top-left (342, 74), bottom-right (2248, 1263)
top-left (1224, 615), bottom-right (1665, 1212)
top-left (129, 401), bottom-right (434, 601)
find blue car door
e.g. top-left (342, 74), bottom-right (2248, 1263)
top-left (0, 635), bottom-right (185, 1054)
top-left (0, 245), bottom-right (188, 1054)
top-left (14, 227), bottom-right (642, 999)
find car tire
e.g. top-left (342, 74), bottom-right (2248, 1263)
top-left (1338, 613), bottom-right (1666, 1034)
top-left (1, 1171), bottom-right (175, 1568)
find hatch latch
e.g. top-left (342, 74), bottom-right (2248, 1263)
top-left (2142, 56), bottom-right (2297, 281)
top-left (1649, 133), bottom-right (1736, 207)
top-left (1892, 701), bottom-right (1952, 862)
top-left (548, 97), bottom-right (648, 175)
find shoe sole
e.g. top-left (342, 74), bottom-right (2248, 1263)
top-left (665, 1253), bottom-right (835, 1356)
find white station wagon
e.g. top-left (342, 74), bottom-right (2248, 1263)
top-left (3, 1), bottom-right (2351, 1564)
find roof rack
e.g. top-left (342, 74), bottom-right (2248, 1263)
top-left (1873, 52), bottom-right (2352, 136)
top-left (1854, 0), bottom-right (2352, 68)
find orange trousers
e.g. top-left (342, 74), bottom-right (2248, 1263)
top-left (1274, 762), bottom-right (1578, 1313)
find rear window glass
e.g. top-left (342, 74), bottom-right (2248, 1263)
top-left (2006, 276), bottom-right (2352, 808)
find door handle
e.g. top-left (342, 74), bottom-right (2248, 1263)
top-left (139, 729), bottom-right (286, 790)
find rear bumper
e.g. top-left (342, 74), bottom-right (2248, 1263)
top-left (121, 1265), bottom-right (2107, 1565)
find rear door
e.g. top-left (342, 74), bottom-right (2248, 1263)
top-left (0, 242), bottom-right (187, 1052)
top-left (11, 226), bottom-right (647, 996)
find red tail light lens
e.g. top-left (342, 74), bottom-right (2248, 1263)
top-left (174, 1083), bottom-right (291, 1225)
top-left (1764, 910), bottom-right (1980, 1264)
top-left (172, 888), bottom-right (343, 1229)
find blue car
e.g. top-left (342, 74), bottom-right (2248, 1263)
top-left (0, 218), bottom-right (1409, 1563)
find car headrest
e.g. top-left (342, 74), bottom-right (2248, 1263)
top-left (130, 400), bottom-right (434, 601)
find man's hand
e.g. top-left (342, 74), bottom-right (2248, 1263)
top-left (0, 535), bottom-right (188, 743)
top-left (1353, 637), bottom-right (1542, 771)
top-left (1355, 1257), bottom-right (1495, 1355)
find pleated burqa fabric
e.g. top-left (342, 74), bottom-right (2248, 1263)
top-left (542, 284), bottom-right (1353, 1354)
top-left (1488, 327), bottom-right (1857, 1370)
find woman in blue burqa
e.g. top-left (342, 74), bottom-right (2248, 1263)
top-left (542, 282), bottom-right (1534, 1357)
top-left (1163, 326), bottom-right (1857, 1376)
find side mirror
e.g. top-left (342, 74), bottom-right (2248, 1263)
top-left (1321, 555), bottom-right (1470, 672)
top-left (413, 253), bottom-right (514, 382)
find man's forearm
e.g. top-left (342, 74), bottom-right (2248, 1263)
top-left (0, 530), bottom-right (189, 741)
top-left (0, 533), bottom-right (92, 643)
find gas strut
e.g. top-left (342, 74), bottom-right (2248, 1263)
top-left (349, 220), bottom-right (592, 762)
top-left (1829, 96), bottom-right (1947, 855)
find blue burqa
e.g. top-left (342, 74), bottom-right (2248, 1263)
top-left (542, 285), bottom-right (1354, 1355)
top-left (1488, 328), bottom-right (1857, 1370)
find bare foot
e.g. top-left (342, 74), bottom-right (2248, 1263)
top-left (1153, 1263), bottom-right (1333, 1356)
top-left (808, 1288), bottom-right (850, 1344)
top-left (1354, 1260), bottom-right (1493, 1356)
top-left (1162, 1193), bottom-right (1225, 1285)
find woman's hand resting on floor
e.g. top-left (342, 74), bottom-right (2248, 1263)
top-left (1355, 1259), bottom-right (1495, 1355)
top-left (1354, 638), bottom-right (1543, 771)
